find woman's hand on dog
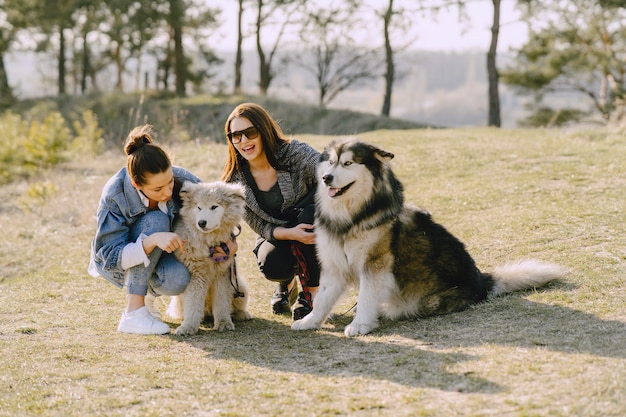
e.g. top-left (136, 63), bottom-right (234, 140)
top-left (210, 238), bottom-right (238, 262)
top-left (274, 224), bottom-right (316, 245)
top-left (227, 238), bottom-right (238, 255)
top-left (143, 232), bottom-right (186, 254)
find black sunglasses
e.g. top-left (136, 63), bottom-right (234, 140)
top-left (228, 126), bottom-right (259, 143)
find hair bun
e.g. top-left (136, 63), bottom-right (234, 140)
top-left (124, 126), bottom-right (155, 156)
top-left (125, 138), bottom-right (145, 155)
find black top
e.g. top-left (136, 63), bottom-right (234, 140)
top-left (257, 181), bottom-right (284, 218)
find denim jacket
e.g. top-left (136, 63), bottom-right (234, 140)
top-left (88, 166), bottom-right (200, 288)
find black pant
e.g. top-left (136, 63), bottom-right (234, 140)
top-left (253, 237), bottom-right (320, 288)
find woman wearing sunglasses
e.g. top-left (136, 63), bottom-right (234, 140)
top-left (222, 103), bottom-right (320, 320)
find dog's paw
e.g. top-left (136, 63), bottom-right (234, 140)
top-left (214, 320), bottom-right (235, 332)
top-left (232, 310), bottom-right (252, 322)
top-left (175, 323), bottom-right (199, 336)
top-left (344, 321), bottom-right (377, 337)
top-left (291, 316), bottom-right (321, 331)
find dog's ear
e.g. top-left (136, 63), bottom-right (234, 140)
top-left (350, 138), bottom-right (394, 164)
top-left (229, 183), bottom-right (246, 201)
top-left (374, 147), bottom-right (394, 163)
top-left (179, 181), bottom-right (194, 203)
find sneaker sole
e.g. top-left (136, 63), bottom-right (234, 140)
top-left (271, 302), bottom-right (291, 315)
top-left (118, 325), bottom-right (170, 335)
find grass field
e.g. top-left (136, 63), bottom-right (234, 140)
top-left (0, 127), bottom-right (624, 416)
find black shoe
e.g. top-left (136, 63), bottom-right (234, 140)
top-left (271, 284), bottom-right (295, 314)
top-left (292, 292), bottom-right (312, 321)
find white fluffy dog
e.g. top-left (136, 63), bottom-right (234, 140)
top-left (166, 181), bottom-right (251, 336)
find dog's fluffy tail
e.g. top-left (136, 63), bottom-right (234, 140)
top-left (489, 260), bottom-right (569, 297)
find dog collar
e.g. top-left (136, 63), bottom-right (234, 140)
top-left (208, 225), bottom-right (242, 263)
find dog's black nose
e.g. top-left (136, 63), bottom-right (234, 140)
top-left (322, 174), bottom-right (333, 185)
top-left (198, 220), bottom-right (207, 228)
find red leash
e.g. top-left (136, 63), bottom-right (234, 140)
top-left (291, 242), bottom-right (311, 304)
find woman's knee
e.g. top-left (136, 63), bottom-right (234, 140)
top-left (255, 241), bottom-right (295, 282)
top-left (258, 249), bottom-right (295, 281)
top-left (131, 210), bottom-right (170, 240)
top-left (151, 256), bottom-right (191, 295)
top-left (258, 261), bottom-right (295, 283)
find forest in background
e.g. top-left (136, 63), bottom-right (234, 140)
top-left (7, 49), bottom-right (535, 128)
top-left (2, 0), bottom-right (626, 129)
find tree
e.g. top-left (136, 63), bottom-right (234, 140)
top-left (502, 0), bottom-right (626, 124)
top-left (598, 0), bottom-right (626, 6)
top-left (377, 0), bottom-right (417, 117)
top-left (98, 0), bottom-right (159, 92)
top-left (16, 0), bottom-right (99, 97)
top-left (74, 1), bottom-right (104, 94)
top-left (380, 0), bottom-right (397, 117)
top-left (298, 1), bottom-right (380, 107)
top-left (233, 0), bottom-right (244, 94)
top-left (426, 0), bottom-right (502, 126)
top-left (33, 0), bottom-right (83, 96)
top-left (254, 0), bottom-right (304, 96)
top-left (0, 40), bottom-right (11, 107)
top-left (441, 0), bottom-right (503, 126)
top-left (1, 0), bottom-right (25, 106)
top-left (4, 0), bottom-right (100, 99)
top-left (486, 0), bottom-right (501, 126)
top-left (153, 0), bottom-right (220, 96)
top-left (176, 1), bottom-right (222, 95)
top-left (169, 0), bottom-right (185, 96)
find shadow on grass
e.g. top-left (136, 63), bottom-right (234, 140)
top-left (391, 295), bottom-right (626, 359)
top-left (170, 284), bottom-right (625, 392)
top-left (171, 316), bottom-right (502, 393)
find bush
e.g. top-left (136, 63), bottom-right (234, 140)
top-left (519, 106), bottom-right (588, 127)
top-left (10, 94), bottom-right (428, 150)
top-left (72, 110), bottom-right (105, 157)
top-left (0, 110), bottom-right (104, 184)
top-left (22, 112), bottom-right (71, 169)
top-left (0, 112), bottom-right (30, 183)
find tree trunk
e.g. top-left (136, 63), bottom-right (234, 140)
top-left (234, 0), bottom-right (244, 94)
top-left (0, 54), bottom-right (13, 108)
top-left (81, 32), bottom-right (89, 94)
top-left (171, 0), bottom-right (186, 97)
top-left (487, 0), bottom-right (501, 127)
top-left (58, 26), bottom-right (66, 96)
top-left (256, 0), bottom-right (269, 96)
top-left (114, 43), bottom-right (123, 92)
top-left (381, 0), bottom-right (394, 117)
top-left (162, 38), bottom-right (172, 91)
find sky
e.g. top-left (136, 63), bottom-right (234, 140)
top-left (404, 2), bottom-right (529, 52)
top-left (214, 1), bottom-right (530, 53)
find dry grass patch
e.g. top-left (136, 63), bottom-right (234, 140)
top-left (1, 127), bottom-right (625, 416)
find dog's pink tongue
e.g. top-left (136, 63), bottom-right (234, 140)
top-left (328, 187), bottom-right (339, 197)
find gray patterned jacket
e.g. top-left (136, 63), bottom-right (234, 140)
top-left (229, 139), bottom-right (320, 241)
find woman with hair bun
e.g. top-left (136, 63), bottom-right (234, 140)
top-left (89, 125), bottom-right (234, 334)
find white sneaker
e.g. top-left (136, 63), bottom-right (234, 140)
top-left (117, 306), bottom-right (170, 335)
top-left (144, 293), bottom-right (162, 319)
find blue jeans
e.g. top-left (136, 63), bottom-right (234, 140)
top-left (125, 210), bottom-right (190, 296)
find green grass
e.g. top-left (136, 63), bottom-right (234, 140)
top-left (1, 127), bottom-right (625, 416)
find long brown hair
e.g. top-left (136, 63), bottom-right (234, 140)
top-left (221, 103), bottom-right (290, 181)
top-left (124, 124), bottom-right (171, 186)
